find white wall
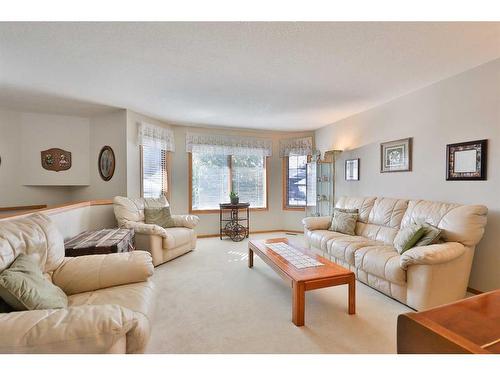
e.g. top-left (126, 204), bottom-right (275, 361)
top-left (315, 59), bottom-right (500, 292)
top-left (21, 112), bottom-right (90, 186)
top-left (71, 110), bottom-right (128, 201)
top-left (0, 109), bottom-right (82, 206)
top-left (126, 110), bottom-right (313, 235)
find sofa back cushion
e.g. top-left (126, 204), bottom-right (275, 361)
top-left (401, 200), bottom-right (487, 247)
top-left (0, 214), bottom-right (65, 274)
top-left (338, 197), bottom-right (408, 244)
top-left (336, 197), bottom-right (408, 244)
top-left (113, 196), bottom-right (169, 226)
top-left (335, 196), bottom-right (376, 223)
top-left (368, 198), bottom-right (409, 228)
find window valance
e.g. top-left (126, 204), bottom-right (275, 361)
top-left (279, 137), bottom-right (313, 157)
top-left (186, 133), bottom-right (273, 157)
top-left (137, 122), bottom-right (175, 152)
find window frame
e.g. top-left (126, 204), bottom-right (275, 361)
top-left (282, 155), bottom-right (307, 211)
top-left (140, 145), bottom-right (171, 201)
top-left (188, 153), bottom-right (269, 214)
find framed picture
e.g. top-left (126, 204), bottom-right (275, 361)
top-left (40, 148), bottom-right (72, 172)
top-left (345, 158), bottom-right (359, 180)
top-left (98, 145), bottom-right (115, 181)
top-left (380, 137), bottom-right (412, 173)
top-left (446, 139), bottom-right (487, 181)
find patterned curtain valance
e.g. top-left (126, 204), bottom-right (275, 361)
top-left (137, 122), bottom-right (175, 152)
top-left (185, 133), bottom-right (273, 157)
top-left (279, 137), bottom-right (313, 157)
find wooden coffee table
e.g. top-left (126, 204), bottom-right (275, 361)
top-left (248, 238), bottom-right (355, 326)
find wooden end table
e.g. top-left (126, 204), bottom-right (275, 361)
top-left (248, 238), bottom-right (355, 326)
top-left (397, 289), bottom-right (500, 354)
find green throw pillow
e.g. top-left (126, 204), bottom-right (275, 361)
top-left (414, 222), bottom-right (442, 247)
top-left (0, 254), bottom-right (68, 311)
top-left (329, 208), bottom-right (359, 235)
top-left (144, 206), bottom-right (175, 228)
top-left (394, 224), bottom-right (426, 254)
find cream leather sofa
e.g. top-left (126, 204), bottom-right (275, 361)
top-left (0, 214), bottom-right (155, 354)
top-left (113, 196), bottom-right (199, 266)
top-left (302, 196), bottom-right (487, 311)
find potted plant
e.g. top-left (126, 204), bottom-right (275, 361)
top-left (229, 191), bottom-right (239, 205)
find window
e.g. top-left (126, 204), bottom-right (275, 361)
top-left (141, 145), bottom-right (168, 198)
top-left (190, 153), bottom-right (267, 211)
top-left (283, 154), bottom-right (308, 209)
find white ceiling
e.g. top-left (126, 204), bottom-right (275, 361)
top-left (0, 22), bottom-right (499, 130)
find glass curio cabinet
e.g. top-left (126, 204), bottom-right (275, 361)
top-left (306, 150), bottom-right (340, 217)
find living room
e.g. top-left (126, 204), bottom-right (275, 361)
top-left (1, 1), bottom-right (499, 373)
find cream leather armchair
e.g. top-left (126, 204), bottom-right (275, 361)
top-left (0, 214), bottom-right (155, 354)
top-left (113, 196), bottom-right (199, 266)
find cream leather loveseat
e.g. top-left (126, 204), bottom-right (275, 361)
top-left (113, 196), bottom-right (199, 266)
top-left (0, 214), bottom-right (155, 354)
top-left (302, 197), bottom-right (487, 310)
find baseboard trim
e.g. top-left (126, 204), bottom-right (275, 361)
top-left (198, 229), bottom-right (302, 239)
top-left (467, 287), bottom-right (484, 295)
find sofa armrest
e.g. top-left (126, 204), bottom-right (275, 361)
top-left (0, 304), bottom-right (141, 353)
top-left (52, 251), bottom-right (154, 295)
top-left (172, 214), bottom-right (199, 229)
top-left (399, 242), bottom-right (466, 270)
top-left (122, 220), bottom-right (168, 238)
top-left (302, 216), bottom-right (331, 231)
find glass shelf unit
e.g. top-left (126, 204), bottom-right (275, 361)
top-left (305, 150), bottom-right (340, 217)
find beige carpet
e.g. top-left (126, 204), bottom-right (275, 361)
top-left (146, 232), bottom-right (411, 353)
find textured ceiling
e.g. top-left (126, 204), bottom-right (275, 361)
top-left (0, 22), bottom-right (499, 130)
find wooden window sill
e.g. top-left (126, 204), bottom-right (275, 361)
top-left (283, 206), bottom-right (306, 211)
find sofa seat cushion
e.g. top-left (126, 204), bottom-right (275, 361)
top-left (327, 236), bottom-right (382, 266)
top-left (68, 280), bottom-right (155, 323)
top-left (161, 227), bottom-right (195, 250)
top-left (68, 280), bottom-right (155, 353)
top-left (306, 230), bottom-right (347, 251)
top-left (354, 245), bottom-right (406, 285)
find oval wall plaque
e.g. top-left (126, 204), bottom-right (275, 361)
top-left (98, 145), bottom-right (115, 181)
top-left (41, 148), bottom-right (72, 172)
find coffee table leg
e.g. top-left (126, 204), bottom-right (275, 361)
top-left (348, 276), bottom-right (356, 315)
top-left (248, 248), bottom-right (253, 268)
top-left (292, 281), bottom-right (305, 326)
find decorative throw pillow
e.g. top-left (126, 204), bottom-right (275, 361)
top-left (0, 254), bottom-right (68, 311)
top-left (414, 222), bottom-right (442, 247)
top-left (393, 224), bottom-right (426, 254)
top-left (329, 208), bottom-right (359, 235)
top-left (144, 206), bottom-right (175, 228)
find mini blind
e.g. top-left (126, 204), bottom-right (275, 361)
top-left (142, 145), bottom-right (168, 198)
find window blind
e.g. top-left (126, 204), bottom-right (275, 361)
top-left (142, 146), bottom-right (167, 198)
